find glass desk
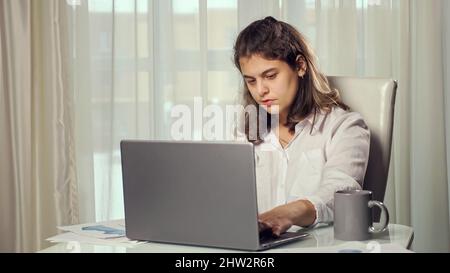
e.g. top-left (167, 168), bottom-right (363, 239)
top-left (39, 223), bottom-right (413, 253)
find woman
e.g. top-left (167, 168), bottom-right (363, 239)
top-left (233, 16), bottom-right (370, 236)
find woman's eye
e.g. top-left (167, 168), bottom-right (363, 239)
top-left (246, 80), bottom-right (256, 85)
top-left (266, 74), bottom-right (277, 79)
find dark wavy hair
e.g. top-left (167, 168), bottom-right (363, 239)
top-left (233, 16), bottom-right (348, 144)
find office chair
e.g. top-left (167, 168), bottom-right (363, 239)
top-left (327, 76), bottom-right (397, 221)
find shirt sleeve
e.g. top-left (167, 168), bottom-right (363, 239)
top-left (303, 111), bottom-right (370, 225)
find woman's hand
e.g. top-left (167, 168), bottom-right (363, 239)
top-left (258, 199), bottom-right (316, 237)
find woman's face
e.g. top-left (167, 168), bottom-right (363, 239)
top-left (239, 54), bottom-right (303, 118)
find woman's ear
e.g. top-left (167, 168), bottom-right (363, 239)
top-left (296, 55), bottom-right (307, 78)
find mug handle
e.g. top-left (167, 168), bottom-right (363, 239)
top-left (367, 200), bottom-right (389, 234)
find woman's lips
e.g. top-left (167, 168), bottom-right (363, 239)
top-left (261, 99), bottom-right (275, 106)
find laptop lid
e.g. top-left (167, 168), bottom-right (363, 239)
top-left (120, 140), bottom-right (261, 250)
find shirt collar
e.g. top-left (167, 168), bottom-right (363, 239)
top-left (262, 109), bottom-right (327, 148)
top-left (294, 109), bottom-right (327, 134)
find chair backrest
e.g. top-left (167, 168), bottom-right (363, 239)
top-left (327, 77), bottom-right (397, 218)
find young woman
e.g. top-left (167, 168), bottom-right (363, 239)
top-left (233, 16), bottom-right (370, 236)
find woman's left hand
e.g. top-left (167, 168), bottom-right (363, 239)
top-left (258, 204), bottom-right (295, 237)
top-left (258, 199), bottom-right (316, 237)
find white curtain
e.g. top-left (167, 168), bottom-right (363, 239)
top-left (408, 0), bottom-right (449, 252)
top-left (71, 0), bottom-right (449, 252)
top-left (72, 0), bottom-right (242, 222)
top-left (445, 0), bottom-right (450, 242)
top-left (0, 0), bottom-right (79, 252)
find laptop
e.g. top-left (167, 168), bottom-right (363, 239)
top-left (120, 140), bottom-right (309, 251)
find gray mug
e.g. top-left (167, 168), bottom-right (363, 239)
top-left (334, 190), bottom-right (389, 241)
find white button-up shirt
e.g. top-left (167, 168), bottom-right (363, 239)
top-left (252, 107), bottom-right (370, 224)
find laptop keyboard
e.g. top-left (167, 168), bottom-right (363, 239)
top-left (259, 231), bottom-right (307, 245)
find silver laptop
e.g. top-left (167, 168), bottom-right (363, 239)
top-left (120, 140), bottom-right (309, 251)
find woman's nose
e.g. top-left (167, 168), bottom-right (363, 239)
top-left (256, 81), bottom-right (269, 97)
